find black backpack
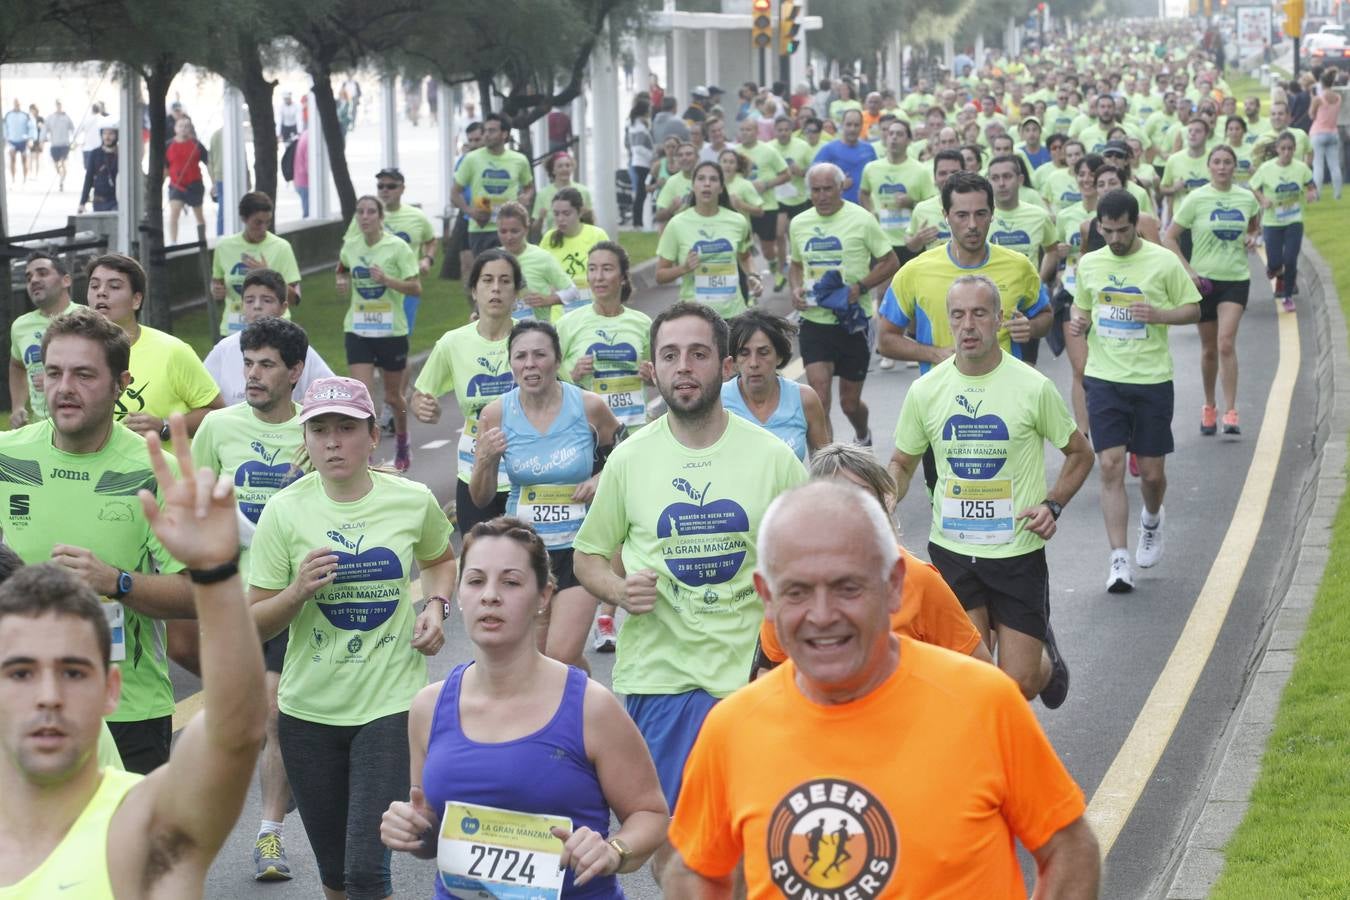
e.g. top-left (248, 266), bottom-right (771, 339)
top-left (280, 139), bottom-right (297, 183)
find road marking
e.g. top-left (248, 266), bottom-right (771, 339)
top-left (1085, 307), bottom-right (1301, 856)
top-left (421, 439), bottom-right (452, 450)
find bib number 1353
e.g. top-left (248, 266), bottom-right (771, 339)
top-left (438, 801), bottom-right (571, 899)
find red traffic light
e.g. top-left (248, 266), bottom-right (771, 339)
top-left (1037, 1), bottom-right (1046, 9)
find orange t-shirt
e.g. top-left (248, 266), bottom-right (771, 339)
top-left (669, 638), bottom-right (1086, 899)
top-left (758, 548), bottom-right (984, 663)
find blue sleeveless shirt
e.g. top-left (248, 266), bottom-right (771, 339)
top-left (500, 382), bottom-right (595, 548)
top-left (720, 375), bottom-right (808, 460)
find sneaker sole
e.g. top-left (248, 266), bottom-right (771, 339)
top-left (1200, 425), bottom-right (1217, 435)
top-left (255, 867), bottom-right (292, 882)
top-left (1107, 579), bottom-right (1134, 594)
top-left (1223, 426), bottom-right (1240, 435)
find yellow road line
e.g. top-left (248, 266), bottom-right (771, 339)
top-left (1085, 307), bottom-right (1301, 855)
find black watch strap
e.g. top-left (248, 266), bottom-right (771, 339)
top-left (1043, 499), bottom-right (1063, 521)
top-left (188, 558), bottom-right (241, 584)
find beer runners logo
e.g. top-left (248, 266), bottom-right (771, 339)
top-left (767, 778), bottom-right (897, 898)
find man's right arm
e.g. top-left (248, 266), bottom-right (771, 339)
top-left (888, 450), bottom-right (923, 510)
top-left (662, 852), bottom-right (735, 899)
top-left (8, 357), bottom-right (29, 428)
top-left (1030, 816), bottom-right (1101, 899)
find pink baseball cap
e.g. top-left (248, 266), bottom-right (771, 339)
top-left (299, 376), bottom-right (376, 423)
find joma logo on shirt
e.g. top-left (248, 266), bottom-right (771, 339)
top-left (48, 467), bottom-right (90, 481)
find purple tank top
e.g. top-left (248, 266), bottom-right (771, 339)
top-left (424, 663), bottom-right (622, 900)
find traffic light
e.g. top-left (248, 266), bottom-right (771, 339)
top-left (1283, 0), bottom-right (1304, 38)
top-left (780, 0), bottom-right (802, 55)
top-left (752, 0), bottom-right (773, 51)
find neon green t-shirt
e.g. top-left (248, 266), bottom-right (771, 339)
top-left (10, 302), bottom-right (79, 421)
top-left (1254, 127), bottom-right (1311, 163)
top-left (1172, 184), bottom-right (1260, 282)
top-left (738, 140), bottom-right (788, 212)
top-left (413, 322), bottom-right (513, 486)
top-left (572, 413), bottom-right (808, 696)
top-left (656, 206), bottom-right (752, 319)
top-left (725, 176), bottom-right (763, 216)
top-left (789, 200), bottom-right (893, 326)
top-left (1249, 159), bottom-right (1313, 228)
top-left (211, 231), bottom-right (301, 335)
top-left (541, 223), bottom-right (610, 315)
top-left (905, 196), bottom-right (950, 250)
top-left (118, 326), bottom-right (221, 427)
top-left (558, 304), bottom-right (652, 428)
top-left (532, 181), bottom-right (593, 234)
top-left (1039, 167), bottom-right (1083, 213)
top-left (1072, 240), bottom-right (1201, 384)
top-left (772, 136), bottom-right (814, 206)
top-left (190, 401), bottom-right (304, 577)
top-left (860, 157), bottom-right (938, 244)
top-left (1043, 105), bottom-right (1078, 135)
top-left (453, 146), bottom-right (535, 233)
top-left (1055, 201), bottom-right (1094, 295)
top-left (656, 171), bottom-right (693, 211)
top-left (0, 421), bottom-right (182, 722)
top-left (513, 243), bottom-right (573, 322)
top-left (988, 203), bottom-right (1057, 264)
top-left (1226, 143), bottom-right (1255, 185)
top-left (342, 204), bottom-right (436, 251)
top-left (829, 99), bottom-right (862, 122)
top-left (1161, 150), bottom-right (1210, 206)
top-left (248, 471), bottom-right (452, 726)
top-left (894, 354), bottom-right (1076, 558)
top-left (339, 232), bottom-right (420, 338)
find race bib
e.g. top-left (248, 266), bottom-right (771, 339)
top-left (941, 479), bottom-right (1014, 545)
top-left (694, 260), bottom-right (738, 306)
top-left (595, 375), bottom-right (646, 427)
top-left (512, 298), bottom-right (540, 321)
top-left (438, 801), bottom-right (571, 900)
top-left (1062, 262), bottom-right (1077, 293)
top-left (457, 416), bottom-right (480, 481)
top-left (353, 302), bottom-right (395, 337)
top-left (103, 601), bottom-right (125, 663)
top-left (519, 484), bottom-right (586, 548)
top-left (775, 181), bottom-right (797, 201)
top-left (224, 309), bottom-right (246, 333)
top-left (879, 207), bottom-right (911, 234)
top-left (1274, 198), bottom-right (1299, 221)
top-left (562, 288), bottom-right (591, 315)
top-left (1096, 290), bottom-right (1146, 341)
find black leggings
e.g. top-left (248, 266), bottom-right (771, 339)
top-left (456, 479), bottom-right (509, 536)
top-left (631, 165), bottom-right (650, 227)
top-left (278, 711), bottom-right (410, 899)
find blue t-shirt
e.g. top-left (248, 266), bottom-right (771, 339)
top-left (813, 139), bottom-right (878, 203)
top-left (720, 376), bottom-right (808, 461)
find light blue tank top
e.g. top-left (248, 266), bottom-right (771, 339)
top-left (720, 375), bottom-right (808, 461)
top-left (501, 382), bottom-right (595, 548)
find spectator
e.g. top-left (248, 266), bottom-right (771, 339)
top-left (627, 98), bottom-right (654, 228)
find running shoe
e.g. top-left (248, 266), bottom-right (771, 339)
top-left (1039, 622), bottom-right (1070, 710)
top-left (593, 614), bottom-right (617, 653)
top-left (380, 408), bottom-right (396, 435)
top-left (879, 357), bottom-right (895, 370)
top-left (253, 832), bottom-right (292, 881)
top-left (1107, 552), bottom-right (1134, 594)
top-left (1274, 274), bottom-right (1285, 297)
top-left (394, 443), bottom-right (412, 472)
top-left (855, 430), bottom-right (873, 447)
top-left (1136, 508), bottom-right (1164, 569)
top-left (1222, 409), bottom-right (1240, 435)
top-left (1200, 404), bottom-right (1217, 436)
top-left (1128, 452), bottom-right (1139, 478)
top-left (1281, 295), bottom-right (1296, 313)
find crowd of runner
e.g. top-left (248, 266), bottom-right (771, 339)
top-left (0, 13), bottom-right (1341, 900)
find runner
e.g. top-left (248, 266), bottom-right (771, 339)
top-left (735, 118), bottom-right (790, 287)
top-left (192, 316), bottom-right (310, 880)
top-left (902, 149), bottom-right (964, 254)
top-left (1159, 118), bottom-right (1211, 222)
top-left (368, 168), bottom-right (438, 332)
top-left (0, 308), bottom-right (194, 772)
top-left (772, 116), bottom-right (815, 292)
top-left (0, 415), bottom-right (267, 899)
top-left (1163, 144), bottom-right (1260, 436)
top-left (788, 162), bottom-right (899, 444)
top-left (1070, 190), bottom-right (1201, 593)
top-left (655, 160), bottom-right (758, 321)
top-left (889, 275), bottom-right (1093, 706)
top-left (203, 269), bottom-right (335, 404)
top-left (1249, 132), bottom-right (1317, 312)
top-left (541, 188), bottom-right (610, 320)
top-left (469, 321), bottom-right (623, 671)
top-left (413, 249), bottom-right (517, 533)
top-left (572, 302), bottom-right (808, 853)
top-left (336, 195), bottom-right (420, 471)
top-left (720, 309), bottom-right (830, 461)
top-left (1101, 140), bottom-right (1158, 213)
top-left (987, 153), bottom-right (1056, 365)
top-left (533, 151), bottom-right (593, 235)
top-left (9, 251), bottom-right (77, 429)
top-left (1083, 162), bottom-right (1162, 248)
top-left (248, 376), bottom-right (458, 900)
top-left (210, 191), bottom-right (302, 336)
top-left (494, 201), bottom-right (574, 321)
top-left (859, 119), bottom-right (938, 270)
top-left (1040, 138), bottom-right (1086, 213)
top-left (664, 481), bottom-right (1100, 898)
top-left (753, 443), bottom-right (993, 668)
top-left (380, 517), bottom-right (668, 897)
top-left (1220, 118), bottom-right (1254, 186)
top-left (812, 109), bottom-right (876, 204)
top-left (652, 141), bottom-right (698, 229)
top-left (718, 149), bottom-right (766, 219)
top-left (452, 112), bottom-right (535, 261)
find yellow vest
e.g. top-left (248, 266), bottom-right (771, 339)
top-left (0, 768), bottom-right (142, 899)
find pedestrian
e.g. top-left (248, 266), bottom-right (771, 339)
top-left (627, 98), bottom-right (654, 229)
top-left (4, 99), bottom-right (31, 183)
top-left (211, 191), bottom-right (302, 335)
top-left (1308, 68), bottom-right (1343, 201)
top-left (1250, 133), bottom-right (1318, 311)
top-left (78, 119), bottom-right (119, 213)
top-left (379, 516), bottom-right (668, 898)
top-left (656, 160), bottom-right (758, 320)
top-left (164, 118), bottom-right (211, 244)
top-left (664, 480), bottom-right (1100, 897)
top-left (27, 103), bottom-right (44, 178)
top-left (293, 127), bottom-right (310, 217)
top-left (77, 102), bottom-right (105, 172)
top-left (276, 90), bottom-right (300, 143)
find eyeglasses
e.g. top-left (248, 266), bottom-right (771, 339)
top-left (377, 183), bottom-right (400, 190)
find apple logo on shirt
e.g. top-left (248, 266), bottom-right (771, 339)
top-left (941, 394), bottom-right (1009, 479)
top-left (351, 264), bottom-right (386, 300)
top-left (228, 262), bottom-right (250, 294)
top-left (465, 356), bottom-right (515, 399)
top-left (1183, 176), bottom-right (1210, 190)
top-left (989, 220), bottom-right (1032, 251)
top-left (482, 167), bottom-right (512, 196)
top-left (1208, 206), bottom-right (1247, 241)
top-left (587, 329), bottom-right (639, 376)
top-left (656, 478), bottom-right (751, 586)
top-left (315, 528), bottom-right (404, 631)
top-left (235, 441), bottom-right (303, 523)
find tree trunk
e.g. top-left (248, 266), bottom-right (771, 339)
top-left (142, 55), bottom-right (178, 332)
top-left (306, 58), bottom-right (356, 221)
top-left (477, 72), bottom-right (493, 115)
top-left (236, 32), bottom-right (279, 203)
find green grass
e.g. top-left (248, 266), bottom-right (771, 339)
top-left (172, 267), bottom-right (473, 369)
top-left (618, 230), bottom-right (659, 266)
top-left (1210, 192), bottom-right (1350, 898)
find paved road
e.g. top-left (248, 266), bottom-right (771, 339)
top-left (181, 251), bottom-right (1316, 899)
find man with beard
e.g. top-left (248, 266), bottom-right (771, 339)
top-left (573, 301), bottom-right (807, 880)
top-left (9, 251), bottom-right (79, 429)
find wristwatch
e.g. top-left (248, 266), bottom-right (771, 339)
top-left (607, 838), bottom-right (632, 872)
top-left (1043, 499), bottom-right (1064, 521)
top-left (159, 421), bottom-right (171, 442)
top-left (111, 570), bottom-right (133, 600)
top-left (426, 596), bottom-right (451, 620)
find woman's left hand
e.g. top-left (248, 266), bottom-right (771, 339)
top-left (572, 476), bottom-right (600, 504)
top-left (550, 826), bottom-right (621, 886)
top-left (410, 602), bottom-right (445, 656)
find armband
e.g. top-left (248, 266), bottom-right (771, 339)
top-left (593, 425), bottom-right (628, 474)
top-left (557, 285), bottom-right (581, 306)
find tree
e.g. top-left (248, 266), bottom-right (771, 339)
top-left (812, 0), bottom-right (972, 77)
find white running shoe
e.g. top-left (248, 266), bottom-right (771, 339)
top-left (1136, 508), bottom-right (1164, 569)
top-left (1107, 552), bottom-right (1135, 593)
top-left (879, 357), bottom-right (895, 370)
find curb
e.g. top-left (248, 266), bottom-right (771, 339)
top-left (1162, 242), bottom-right (1348, 898)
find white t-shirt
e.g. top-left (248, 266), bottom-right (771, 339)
top-left (202, 331), bottom-right (336, 405)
